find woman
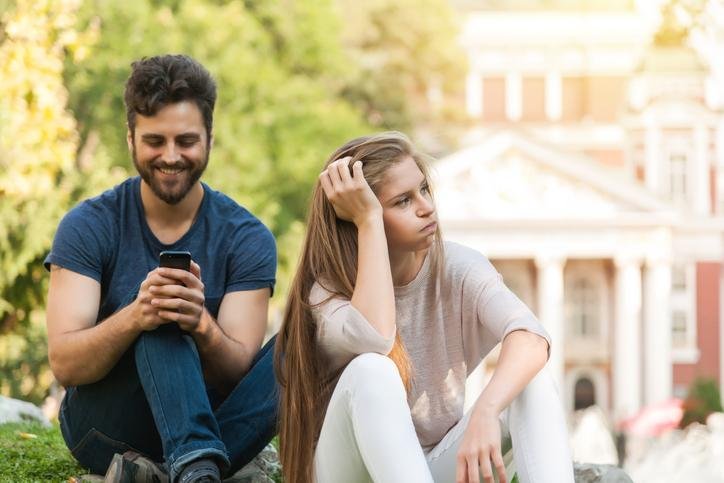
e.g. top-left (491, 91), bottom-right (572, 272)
top-left (274, 132), bottom-right (574, 483)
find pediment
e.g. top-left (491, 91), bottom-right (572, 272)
top-left (433, 131), bottom-right (672, 221)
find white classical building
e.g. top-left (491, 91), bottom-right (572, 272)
top-left (445, 0), bottom-right (724, 422)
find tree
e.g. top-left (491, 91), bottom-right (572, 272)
top-left (0, 0), bottom-right (115, 403)
top-left (335, 0), bottom-right (467, 136)
top-left (63, 0), bottom-right (371, 300)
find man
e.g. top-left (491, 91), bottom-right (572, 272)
top-left (44, 54), bottom-right (277, 483)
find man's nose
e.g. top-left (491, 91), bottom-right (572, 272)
top-left (161, 142), bottom-right (181, 163)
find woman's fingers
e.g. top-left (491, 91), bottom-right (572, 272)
top-left (468, 455), bottom-right (480, 483)
top-left (455, 456), bottom-right (467, 483)
top-left (336, 156), bottom-right (354, 186)
top-left (351, 160), bottom-right (364, 184)
top-left (319, 169), bottom-right (333, 198)
top-left (492, 449), bottom-right (507, 483)
top-left (479, 448), bottom-right (504, 483)
top-left (327, 158), bottom-right (344, 188)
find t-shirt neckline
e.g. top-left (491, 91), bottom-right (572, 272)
top-left (133, 176), bottom-right (209, 250)
top-left (394, 248), bottom-right (432, 297)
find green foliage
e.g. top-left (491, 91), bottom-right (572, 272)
top-left (1, 0), bottom-right (464, 404)
top-left (63, 0), bottom-right (371, 285)
top-left (335, 0), bottom-right (467, 131)
top-left (0, 0), bottom-right (123, 403)
top-left (653, 0), bottom-right (706, 47)
top-left (680, 377), bottom-right (723, 428)
top-left (0, 422), bottom-right (85, 481)
top-left (0, 307), bottom-right (54, 405)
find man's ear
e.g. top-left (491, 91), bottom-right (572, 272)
top-left (126, 128), bottom-right (133, 152)
top-left (209, 133), bottom-right (214, 149)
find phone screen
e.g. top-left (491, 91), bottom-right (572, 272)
top-left (159, 251), bottom-right (191, 271)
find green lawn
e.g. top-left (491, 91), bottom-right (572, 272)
top-left (0, 421), bottom-right (85, 482)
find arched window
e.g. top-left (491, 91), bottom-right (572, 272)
top-left (574, 376), bottom-right (596, 410)
top-left (567, 277), bottom-right (600, 339)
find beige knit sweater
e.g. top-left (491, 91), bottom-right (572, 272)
top-left (310, 240), bottom-right (551, 450)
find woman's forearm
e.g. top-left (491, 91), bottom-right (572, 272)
top-left (473, 330), bottom-right (549, 416)
top-left (350, 214), bottom-right (396, 339)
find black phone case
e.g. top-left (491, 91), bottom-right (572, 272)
top-left (159, 251), bottom-right (191, 271)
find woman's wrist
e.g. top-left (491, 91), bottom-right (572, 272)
top-left (354, 210), bottom-right (383, 229)
top-left (474, 397), bottom-right (503, 419)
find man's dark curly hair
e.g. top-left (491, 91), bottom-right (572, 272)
top-left (124, 54), bottom-right (217, 139)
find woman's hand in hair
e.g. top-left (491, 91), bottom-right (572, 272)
top-left (319, 156), bottom-right (382, 226)
top-left (455, 408), bottom-right (506, 483)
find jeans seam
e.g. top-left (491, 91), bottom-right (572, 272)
top-left (137, 337), bottom-right (173, 449)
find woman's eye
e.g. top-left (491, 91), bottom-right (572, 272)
top-left (421, 185), bottom-right (429, 194)
top-left (396, 197), bottom-right (410, 206)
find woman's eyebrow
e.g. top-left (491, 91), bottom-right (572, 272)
top-left (384, 179), bottom-right (427, 204)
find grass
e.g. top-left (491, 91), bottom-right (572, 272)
top-left (0, 421), bottom-right (85, 482)
top-left (0, 423), bottom-right (514, 483)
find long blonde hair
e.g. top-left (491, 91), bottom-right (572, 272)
top-left (274, 131), bottom-right (444, 483)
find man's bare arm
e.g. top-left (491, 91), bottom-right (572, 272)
top-left (190, 288), bottom-right (270, 395)
top-left (46, 265), bottom-right (175, 386)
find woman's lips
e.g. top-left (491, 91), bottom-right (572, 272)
top-left (421, 221), bottom-right (437, 233)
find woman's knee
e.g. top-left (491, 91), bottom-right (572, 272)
top-left (339, 353), bottom-right (404, 396)
top-left (345, 353), bottom-right (398, 379)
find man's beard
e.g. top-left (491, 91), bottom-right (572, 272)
top-left (132, 146), bottom-right (209, 205)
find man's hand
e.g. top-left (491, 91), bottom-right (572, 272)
top-left (142, 261), bottom-right (207, 334)
top-left (456, 409), bottom-right (506, 483)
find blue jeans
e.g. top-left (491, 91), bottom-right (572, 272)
top-left (59, 323), bottom-right (278, 481)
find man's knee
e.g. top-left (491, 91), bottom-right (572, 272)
top-left (135, 323), bottom-right (198, 355)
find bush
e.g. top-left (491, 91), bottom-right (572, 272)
top-left (680, 377), bottom-right (723, 428)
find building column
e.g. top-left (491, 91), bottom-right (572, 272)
top-left (535, 255), bottom-right (565, 390)
top-left (505, 72), bottom-right (522, 121)
top-left (614, 255), bottom-right (643, 419)
top-left (643, 256), bottom-right (673, 405)
top-left (466, 71), bottom-right (483, 119)
top-left (545, 70), bottom-right (562, 121)
top-left (645, 124), bottom-right (661, 193)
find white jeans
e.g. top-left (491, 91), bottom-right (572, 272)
top-left (314, 353), bottom-right (574, 483)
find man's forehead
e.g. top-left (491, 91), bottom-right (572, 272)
top-left (134, 101), bottom-right (205, 133)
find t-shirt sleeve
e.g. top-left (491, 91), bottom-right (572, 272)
top-left (225, 220), bottom-right (277, 296)
top-left (460, 251), bottom-right (551, 371)
top-left (43, 203), bottom-right (112, 282)
top-left (311, 282), bottom-right (396, 371)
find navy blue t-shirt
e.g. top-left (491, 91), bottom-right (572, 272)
top-left (44, 177), bottom-right (276, 324)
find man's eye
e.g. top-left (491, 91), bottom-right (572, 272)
top-left (178, 139), bottom-right (198, 147)
top-left (146, 140), bottom-right (164, 147)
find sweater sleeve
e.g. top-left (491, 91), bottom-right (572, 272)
top-left (458, 249), bottom-right (551, 373)
top-left (310, 282), bottom-right (396, 372)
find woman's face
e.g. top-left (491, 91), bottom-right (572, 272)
top-left (375, 156), bottom-right (437, 253)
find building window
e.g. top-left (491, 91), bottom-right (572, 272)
top-left (668, 153), bottom-right (688, 204)
top-left (672, 264), bottom-right (687, 291)
top-left (671, 310), bottom-right (688, 348)
top-left (567, 277), bottom-right (600, 339)
top-left (671, 263), bottom-right (697, 361)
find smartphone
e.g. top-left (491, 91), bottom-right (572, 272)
top-left (159, 250), bottom-right (191, 271)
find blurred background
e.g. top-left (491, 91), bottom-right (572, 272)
top-left (2, 0), bottom-right (724, 480)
